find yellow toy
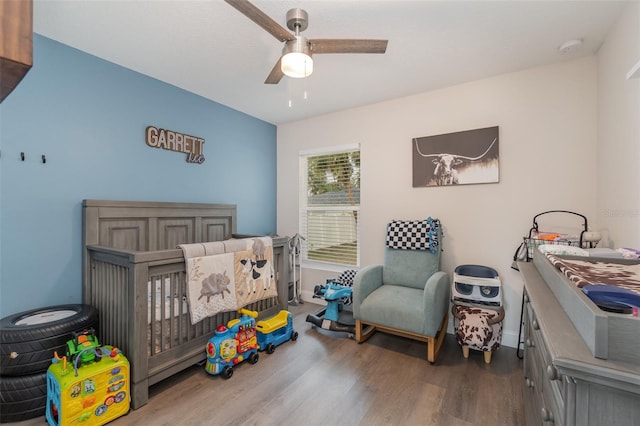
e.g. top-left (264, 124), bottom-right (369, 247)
top-left (256, 310), bottom-right (298, 354)
top-left (46, 329), bottom-right (130, 426)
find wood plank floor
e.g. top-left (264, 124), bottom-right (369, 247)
top-left (16, 302), bottom-right (524, 426)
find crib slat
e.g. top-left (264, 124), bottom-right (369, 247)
top-left (160, 273), bottom-right (167, 354)
top-left (90, 258), bottom-right (130, 354)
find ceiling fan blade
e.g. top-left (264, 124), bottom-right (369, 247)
top-left (264, 58), bottom-right (284, 84)
top-left (310, 39), bottom-right (388, 54)
top-left (225, 0), bottom-right (295, 42)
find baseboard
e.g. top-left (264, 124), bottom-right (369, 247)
top-left (500, 329), bottom-right (520, 349)
top-left (299, 289), bottom-right (322, 305)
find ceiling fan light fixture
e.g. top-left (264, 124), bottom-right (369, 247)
top-left (224, 1), bottom-right (387, 84)
top-left (281, 37), bottom-right (313, 78)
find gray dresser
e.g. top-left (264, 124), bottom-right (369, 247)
top-left (519, 262), bottom-right (640, 425)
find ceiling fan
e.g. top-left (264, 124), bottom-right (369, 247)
top-left (224, 0), bottom-right (388, 84)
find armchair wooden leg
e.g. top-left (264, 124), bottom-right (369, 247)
top-left (484, 351), bottom-right (492, 364)
top-left (355, 320), bottom-right (376, 343)
top-left (427, 312), bottom-right (449, 363)
top-left (427, 337), bottom-right (435, 362)
top-left (356, 316), bottom-right (448, 363)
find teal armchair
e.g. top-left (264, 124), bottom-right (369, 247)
top-left (352, 224), bottom-right (450, 363)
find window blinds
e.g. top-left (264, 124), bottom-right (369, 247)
top-left (300, 148), bottom-right (360, 266)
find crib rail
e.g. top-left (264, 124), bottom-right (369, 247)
top-left (85, 237), bottom-right (289, 408)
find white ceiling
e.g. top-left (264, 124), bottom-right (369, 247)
top-left (33, 0), bottom-right (628, 125)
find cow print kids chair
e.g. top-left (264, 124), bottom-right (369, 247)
top-left (450, 264), bottom-right (505, 364)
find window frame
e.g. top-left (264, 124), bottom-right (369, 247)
top-left (299, 144), bottom-right (360, 270)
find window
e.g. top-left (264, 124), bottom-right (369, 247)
top-left (299, 145), bottom-right (360, 267)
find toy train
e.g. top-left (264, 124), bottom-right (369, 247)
top-left (256, 309), bottom-right (299, 354)
top-left (205, 309), bottom-right (298, 379)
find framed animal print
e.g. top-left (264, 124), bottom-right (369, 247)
top-left (412, 126), bottom-right (499, 187)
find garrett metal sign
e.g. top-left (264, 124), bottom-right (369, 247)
top-left (145, 126), bottom-right (205, 164)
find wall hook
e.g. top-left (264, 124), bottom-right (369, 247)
top-left (42, 154), bottom-right (46, 164)
top-left (20, 152), bottom-right (25, 161)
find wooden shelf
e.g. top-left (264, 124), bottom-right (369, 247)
top-left (0, 0), bottom-right (33, 103)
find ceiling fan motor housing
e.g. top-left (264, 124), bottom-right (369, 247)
top-left (283, 36), bottom-right (312, 58)
top-left (286, 8), bottom-right (309, 32)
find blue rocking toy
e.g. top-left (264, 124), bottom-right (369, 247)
top-left (306, 270), bottom-right (357, 337)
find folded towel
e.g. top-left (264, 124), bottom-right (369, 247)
top-left (178, 243), bottom-right (206, 259)
top-left (224, 237), bottom-right (273, 255)
top-left (537, 244), bottom-right (589, 257)
top-left (618, 248), bottom-right (640, 259)
top-left (202, 241), bottom-right (225, 256)
top-left (223, 238), bottom-right (251, 253)
top-left (537, 233), bottom-right (560, 241)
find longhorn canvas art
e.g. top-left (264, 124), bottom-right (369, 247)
top-left (412, 126), bottom-right (499, 187)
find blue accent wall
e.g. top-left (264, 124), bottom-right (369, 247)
top-left (0, 35), bottom-right (277, 317)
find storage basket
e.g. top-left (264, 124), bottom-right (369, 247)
top-left (520, 210), bottom-right (596, 261)
top-left (523, 232), bottom-right (583, 261)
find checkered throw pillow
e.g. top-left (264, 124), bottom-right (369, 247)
top-left (335, 269), bottom-right (357, 287)
top-left (386, 217), bottom-right (442, 253)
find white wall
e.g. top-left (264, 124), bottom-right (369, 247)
top-left (278, 56), bottom-right (599, 348)
top-left (597, 1), bottom-right (640, 249)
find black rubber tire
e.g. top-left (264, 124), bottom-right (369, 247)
top-left (0, 371), bottom-right (47, 423)
top-left (291, 331), bottom-right (299, 341)
top-left (248, 352), bottom-right (259, 364)
top-left (222, 366), bottom-right (234, 379)
top-left (266, 343), bottom-right (275, 354)
top-left (0, 304), bottom-right (98, 376)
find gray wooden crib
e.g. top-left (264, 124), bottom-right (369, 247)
top-left (82, 200), bottom-right (289, 409)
